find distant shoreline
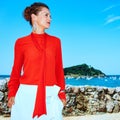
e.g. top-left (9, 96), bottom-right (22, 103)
top-left (1, 75), bottom-right (120, 88)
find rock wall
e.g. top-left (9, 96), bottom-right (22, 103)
top-left (63, 86), bottom-right (120, 116)
top-left (1, 80), bottom-right (120, 116)
top-left (0, 79), bottom-right (10, 116)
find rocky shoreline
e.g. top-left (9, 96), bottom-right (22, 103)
top-left (1, 79), bottom-right (120, 117)
top-left (0, 79), bottom-right (10, 116)
top-left (63, 85), bottom-right (120, 116)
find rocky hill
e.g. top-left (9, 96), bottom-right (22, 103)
top-left (64, 63), bottom-right (105, 77)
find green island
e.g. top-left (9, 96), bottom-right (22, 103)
top-left (64, 63), bottom-right (106, 78)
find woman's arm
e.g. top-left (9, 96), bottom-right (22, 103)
top-left (55, 38), bottom-right (66, 105)
top-left (7, 39), bottom-right (24, 106)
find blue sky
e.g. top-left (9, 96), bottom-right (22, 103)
top-left (0, 0), bottom-right (120, 75)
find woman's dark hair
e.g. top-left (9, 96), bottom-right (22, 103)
top-left (23, 2), bottom-right (49, 25)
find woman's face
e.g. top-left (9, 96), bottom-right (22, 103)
top-left (33, 7), bottom-right (51, 30)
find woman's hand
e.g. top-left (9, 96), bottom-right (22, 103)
top-left (61, 99), bottom-right (67, 106)
top-left (7, 97), bottom-right (15, 108)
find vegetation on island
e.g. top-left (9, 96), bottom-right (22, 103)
top-left (64, 63), bottom-right (106, 78)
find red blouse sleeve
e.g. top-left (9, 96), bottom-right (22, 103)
top-left (55, 39), bottom-right (66, 100)
top-left (8, 39), bottom-right (24, 99)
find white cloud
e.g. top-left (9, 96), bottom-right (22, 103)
top-left (104, 16), bottom-right (120, 25)
top-left (102, 4), bottom-right (120, 12)
top-left (102, 5), bottom-right (116, 12)
top-left (102, 4), bottom-right (120, 29)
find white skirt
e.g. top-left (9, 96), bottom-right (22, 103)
top-left (10, 84), bottom-right (64, 120)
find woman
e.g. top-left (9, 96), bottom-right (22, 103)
top-left (7, 2), bottom-right (66, 120)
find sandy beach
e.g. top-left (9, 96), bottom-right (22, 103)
top-left (0, 113), bottom-right (120, 120)
top-left (63, 113), bottom-right (120, 120)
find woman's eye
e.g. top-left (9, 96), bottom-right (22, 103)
top-left (45, 14), bottom-right (49, 17)
top-left (45, 13), bottom-right (51, 18)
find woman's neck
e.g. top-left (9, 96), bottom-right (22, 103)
top-left (32, 25), bottom-right (45, 34)
top-left (32, 30), bottom-right (45, 34)
top-left (32, 29), bottom-right (45, 34)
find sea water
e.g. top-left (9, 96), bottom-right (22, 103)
top-left (65, 75), bottom-right (120, 87)
top-left (1, 75), bottom-right (120, 88)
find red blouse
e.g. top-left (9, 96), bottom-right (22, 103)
top-left (8, 32), bottom-right (66, 118)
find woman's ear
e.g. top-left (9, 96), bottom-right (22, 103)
top-left (31, 14), bottom-right (37, 22)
